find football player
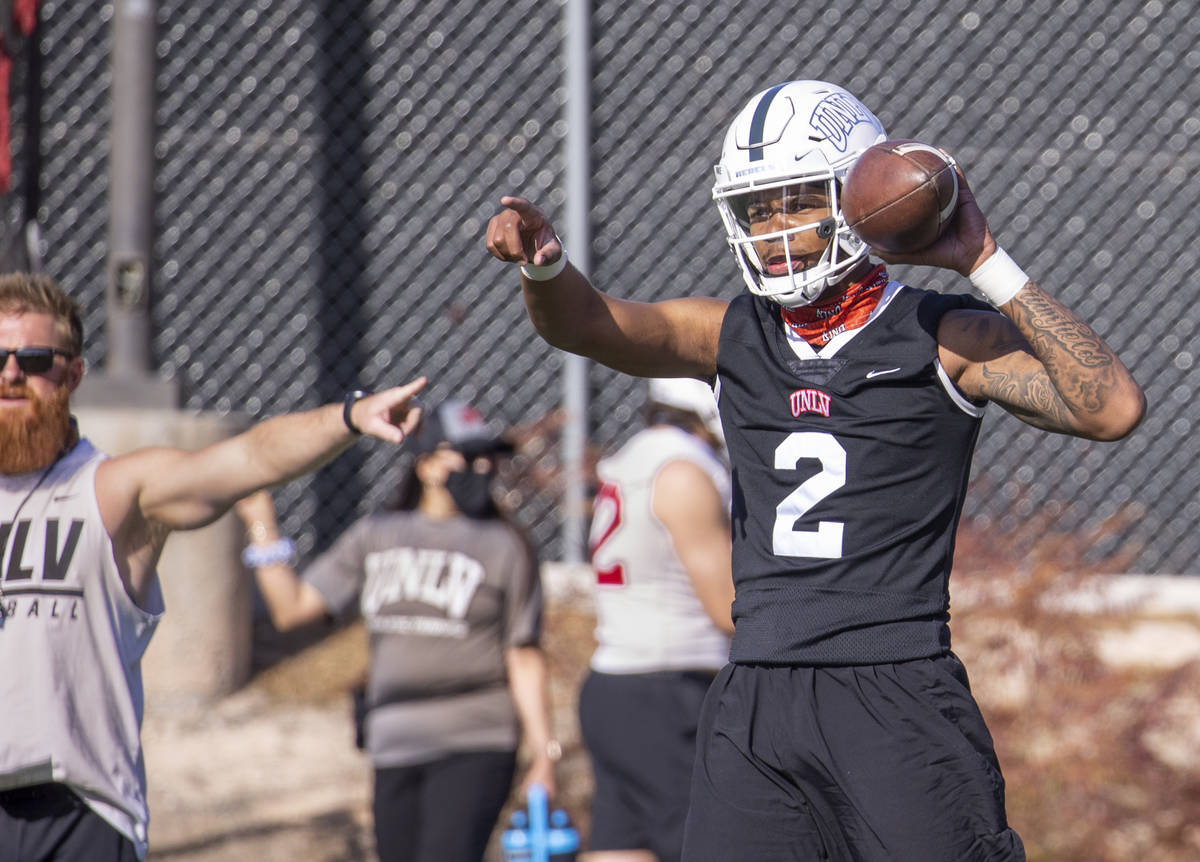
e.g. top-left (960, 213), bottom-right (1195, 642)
top-left (581, 377), bottom-right (732, 862)
top-left (486, 80), bottom-right (1144, 861)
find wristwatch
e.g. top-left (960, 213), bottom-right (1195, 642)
top-left (343, 390), bottom-right (369, 434)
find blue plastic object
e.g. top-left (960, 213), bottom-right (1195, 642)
top-left (500, 783), bottom-right (579, 862)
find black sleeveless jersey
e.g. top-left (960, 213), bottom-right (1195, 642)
top-left (716, 284), bottom-right (995, 665)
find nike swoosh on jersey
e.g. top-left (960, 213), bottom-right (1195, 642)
top-left (865, 367), bottom-right (901, 379)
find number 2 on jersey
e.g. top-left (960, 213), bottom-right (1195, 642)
top-left (589, 480), bottom-right (626, 585)
top-left (773, 432), bottom-right (846, 558)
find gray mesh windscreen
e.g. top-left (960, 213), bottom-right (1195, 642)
top-left (15, 0), bottom-right (1199, 572)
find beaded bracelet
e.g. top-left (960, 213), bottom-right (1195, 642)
top-left (241, 537), bottom-right (296, 568)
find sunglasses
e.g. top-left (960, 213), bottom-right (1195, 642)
top-left (0, 347), bottom-right (76, 375)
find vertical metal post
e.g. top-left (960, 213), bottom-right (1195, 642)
top-left (562, 0), bottom-right (591, 563)
top-left (107, 0), bottom-right (156, 376)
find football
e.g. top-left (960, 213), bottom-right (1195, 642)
top-left (841, 139), bottom-right (959, 254)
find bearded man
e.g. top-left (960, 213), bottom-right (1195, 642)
top-left (0, 273), bottom-right (426, 862)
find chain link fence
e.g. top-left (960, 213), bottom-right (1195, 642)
top-left (13, 0), bottom-right (1200, 573)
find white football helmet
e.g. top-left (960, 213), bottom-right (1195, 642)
top-left (713, 80), bottom-right (887, 307)
top-left (647, 377), bottom-right (724, 445)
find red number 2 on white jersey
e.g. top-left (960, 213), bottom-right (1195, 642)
top-left (589, 480), bottom-right (626, 585)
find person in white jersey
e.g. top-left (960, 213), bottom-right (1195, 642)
top-left (581, 377), bottom-right (733, 862)
top-left (0, 273), bottom-right (426, 862)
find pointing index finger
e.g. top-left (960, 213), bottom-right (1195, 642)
top-left (499, 195), bottom-right (533, 211)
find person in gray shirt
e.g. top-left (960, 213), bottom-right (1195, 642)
top-left (235, 398), bottom-right (559, 862)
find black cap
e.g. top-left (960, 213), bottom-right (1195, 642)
top-left (408, 399), bottom-right (515, 458)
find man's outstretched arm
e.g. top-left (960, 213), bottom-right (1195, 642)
top-left (486, 195), bottom-right (726, 379)
top-left (104, 377), bottom-right (427, 531)
top-left (95, 378), bottom-right (427, 605)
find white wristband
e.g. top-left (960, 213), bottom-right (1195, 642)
top-left (521, 249), bottom-right (568, 281)
top-left (968, 247), bottom-right (1029, 306)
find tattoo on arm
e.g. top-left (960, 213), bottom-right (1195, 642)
top-left (1009, 287), bottom-right (1117, 373)
top-left (958, 287), bottom-right (1112, 433)
top-left (948, 280), bottom-right (1142, 440)
top-left (996, 285), bottom-right (1121, 427)
top-left (978, 362), bottom-right (1078, 433)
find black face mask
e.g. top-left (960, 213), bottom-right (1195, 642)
top-left (444, 470), bottom-right (497, 519)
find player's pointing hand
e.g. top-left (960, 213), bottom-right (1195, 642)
top-left (486, 196), bottom-right (563, 267)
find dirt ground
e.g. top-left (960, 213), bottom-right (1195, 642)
top-left (141, 566), bottom-right (1200, 862)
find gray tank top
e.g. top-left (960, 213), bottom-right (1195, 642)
top-left (1, 439), bottom-right (164, 859)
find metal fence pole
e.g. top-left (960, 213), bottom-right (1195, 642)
top-left (107, 0), bottom-right (156, 377)
top-left (561, 0), bottom-right (591, 562)
top-left (77, 0), bottom-right (177, 408)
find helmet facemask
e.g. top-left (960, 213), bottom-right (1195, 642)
top-left (715, 174), bottom-right (867, 308)
top-left (712, 81), bottom-right (886, 308)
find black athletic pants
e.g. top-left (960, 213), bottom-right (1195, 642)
top-left (373, 749), bottom-right (517, 862)
top-left (682, 656), bottom-right (1026, 861)
top-left (0, 783), bottom-right (138, 862)
top-left (579, 669), bottom-right (714, 862)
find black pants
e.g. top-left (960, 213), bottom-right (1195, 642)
top-left (0, 783), bottom-right (138, 862)
top-left (579, 669), bottom-right (714, 862)
top-left (683, 656), bottom-right (1026, 862)
top-left (373, 750), bottom-right (517, 862)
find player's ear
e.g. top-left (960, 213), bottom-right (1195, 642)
top-left (64, 355), bottom-right (85, 392)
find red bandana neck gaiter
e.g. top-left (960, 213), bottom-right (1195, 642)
top-left (780, 265), bottom-right (889, 347)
